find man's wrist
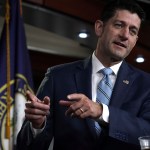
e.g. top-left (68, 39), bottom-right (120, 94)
top-left (32, 118), bottom-right (46, 129)
top-left (30, 120), bottom-right (46, 138)
top-left (97, 103), bottom-right (109, 123)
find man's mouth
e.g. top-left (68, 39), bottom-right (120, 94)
top-left (114, 42), bottom-right (127, 48)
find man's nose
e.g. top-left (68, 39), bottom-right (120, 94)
top-left (120, 28), bottom-right (129, 39)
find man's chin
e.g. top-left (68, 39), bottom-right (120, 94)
top-left (111, 55), bottom-right (124, 63)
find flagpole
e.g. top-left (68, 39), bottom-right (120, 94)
top-left (5, 0), bottom-right (11, 139)
top-left (20, 0), bottom-right (22, 16)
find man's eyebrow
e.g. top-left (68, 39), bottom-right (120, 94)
top-left (114, 20), bottom-right (139, 30)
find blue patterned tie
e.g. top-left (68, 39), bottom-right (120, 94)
top-left (95, 68), bottom-right (113, 135)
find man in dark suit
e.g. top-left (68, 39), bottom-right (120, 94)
top-left (16, 0), bottom-right (150, 150)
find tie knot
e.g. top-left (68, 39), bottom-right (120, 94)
top-left (100, 68), bottom-right (113, 75)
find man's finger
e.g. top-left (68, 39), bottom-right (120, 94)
top-left (59, 100), bottom-right (73, 107)
top-left (67, 93), bottom-right (85, 101)
top-left (26, 90), bottom-right (38, 102)
top-left (43, 96), bottom-right (50, 105)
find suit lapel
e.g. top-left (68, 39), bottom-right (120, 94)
top-left (74, 57), bottom-right (98, 139)
top-left (75, 57), bottom-right (92, 99)
top-left (110, 61), bottom-right (136, 106)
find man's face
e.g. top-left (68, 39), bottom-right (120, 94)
top-left (97, 10), bottom-right (141, 62)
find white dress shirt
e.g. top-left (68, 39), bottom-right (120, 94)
top-left (92, 52), bottom-right (122, 122)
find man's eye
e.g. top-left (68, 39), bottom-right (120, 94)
top-left (130, 30), bottom-right (138, 36)
top-left (114, 23), bottom-right (122, 28)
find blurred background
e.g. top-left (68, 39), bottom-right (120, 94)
top-left (0, 0), bottom-right (150, 91)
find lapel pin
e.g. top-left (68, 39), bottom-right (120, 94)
top-left (123, 80), bottom-right (129, 84)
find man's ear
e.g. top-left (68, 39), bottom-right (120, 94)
top-left (95, 20), bottom-right (104, 37)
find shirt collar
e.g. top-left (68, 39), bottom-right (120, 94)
top-left (92, 51), bottom-right (123, 75)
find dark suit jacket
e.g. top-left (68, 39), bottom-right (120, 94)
top-left (16, 57), bottom-right (150, 150)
